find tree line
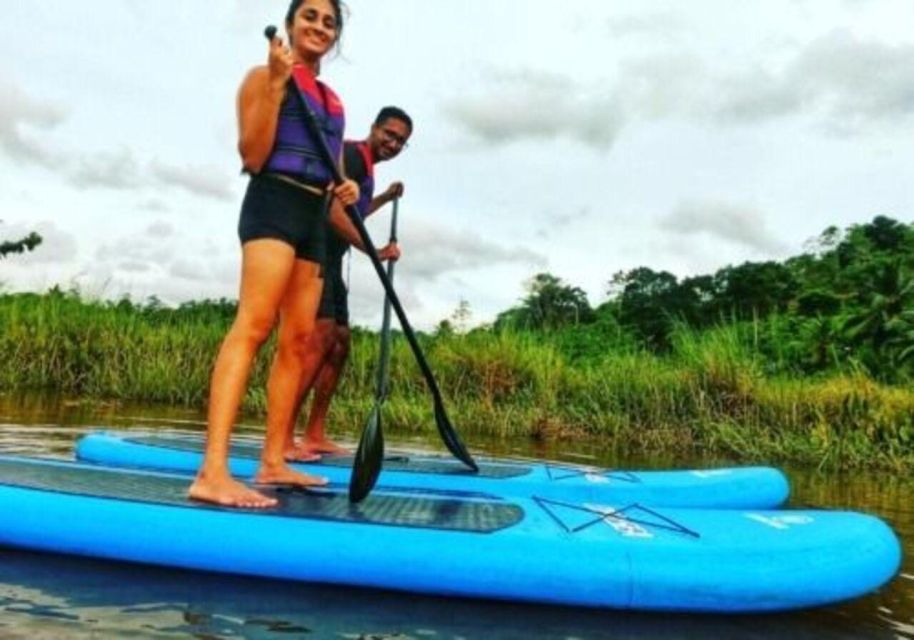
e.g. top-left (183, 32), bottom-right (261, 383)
top-left (495, 215), bottom-right (914, 382)
top-left (6, 215), bottom-right (913, 383)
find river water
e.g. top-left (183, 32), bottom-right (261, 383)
top-left (0, 394), bottom-right (911, 639)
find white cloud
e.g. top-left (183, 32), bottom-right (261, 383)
top-left (0, 76), bottom-right (234, 202)
top-left (118, 260), bottom-right (152, 274)
top-left (0, 75), bottom-right (66, 168)
top-left (659, 200), bottom-right (789, 255)
top-left (607, 12), bottom-right (688, 41)
top-left (146, 221), bottom-right (175, 239)
top-left (68, 148), bottom-right (143, 191)
top-left (443, 70), bottom-right (624, 150)
top-left (151, 162), bottom-right (235, 202)
top-left (398, 220), bottom-right (546, 282)
top-left (789, 29), bottom-right (914, 128)
top-left (444, 27), bottom-right (914, 148)
top-left (90, 227), bottom-right (238, 303)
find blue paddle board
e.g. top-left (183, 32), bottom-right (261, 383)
top-left (0, 455), bottom-right (900, 612)
top-left (76, 430), bottom-right (789, 508)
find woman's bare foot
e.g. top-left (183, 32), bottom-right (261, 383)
top-left (302, 436), bottom-right (350, 455)
top-left (188, 473), bottom-right (277, 509)
top-left (255, 462), bottom-right (328, 487)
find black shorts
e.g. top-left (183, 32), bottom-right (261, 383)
top-left (317, 261), bottom-right (349, 324)
top-left (238, 175), bottom-right (327, 263)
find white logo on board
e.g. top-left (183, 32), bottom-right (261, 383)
top-left (585, 504), bottom-right (654, 539)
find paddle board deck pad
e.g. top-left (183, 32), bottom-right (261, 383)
top-left (0, 455), bottom-right (900, 612)
top-left (76, 431), bottom-right (789, 509)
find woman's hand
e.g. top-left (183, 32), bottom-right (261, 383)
top-left (333, 179), bottom-right (360, 207)
top-left (267, 33), bottom-right (294, 91)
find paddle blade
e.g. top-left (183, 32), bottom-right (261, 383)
top-left (349, 407), bottom-right (385, 503)
top-left (433, 397), bottom-right (478, 472)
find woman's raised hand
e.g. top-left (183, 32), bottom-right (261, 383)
top-left (267, 31), bottom-right (294, 90)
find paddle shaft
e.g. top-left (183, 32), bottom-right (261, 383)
top-left (296, 104), bottom-right (440, 423)
top-left (375, 198), bottom-right (398, 400)
top-left (349, 200), bottom-right (398, 502)
top-left (264, 25), bottom-right (475, 470)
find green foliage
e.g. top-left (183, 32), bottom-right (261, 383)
top-left (603, 215), bottom-right (914, 381)
top-left (3, 285), bottom-right (914, 470)
top-left (608, 267), bottom-right (686, 350)
top-left (0, 289), bottom-right (240, 406)
top-left (495, 273), bottom-right (594, 331)
top-left (3, 215), bottom-right (914, 470)
top-left (0, 232), bottom-right (42, 259)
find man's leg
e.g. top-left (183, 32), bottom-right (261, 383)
top-left (302, 323), bottom-right (351, 454)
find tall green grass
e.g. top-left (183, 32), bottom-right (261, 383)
top-left (1, 291), bottom-right (912, 470)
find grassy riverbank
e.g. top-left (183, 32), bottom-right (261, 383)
top-left (1, 289), bottom-right (912, 471)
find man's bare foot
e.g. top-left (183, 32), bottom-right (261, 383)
top-left (188, 474), bottom-right (277, 509)
top-left (284, 444), bottom-right (322, 463)
top-left (255, 462), bottom-right (328, 488)
top-left (302, 436), bottom-right (350, 455)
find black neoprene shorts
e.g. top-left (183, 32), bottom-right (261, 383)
top-left (317, 261), bottom-right (349, 324)
top-left (238, 175), bottom-right (327, 263)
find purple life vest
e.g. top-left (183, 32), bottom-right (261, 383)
top-left (325, 140), bottom-right (378, 262)
top-left (348, 140), bottom-right (376, 217)
top-left (263, 65), bottom-right (345, 185)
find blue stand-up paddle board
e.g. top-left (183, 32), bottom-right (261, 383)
top-left (76, 430), bottom-right (789, 509)
top-left (0, 455), bottom-right (900, 612)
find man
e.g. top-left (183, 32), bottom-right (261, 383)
top-left (287, 106), bottom-right (413, 458)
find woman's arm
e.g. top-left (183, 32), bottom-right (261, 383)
top-left (237, 38), bottom-right (293, 173)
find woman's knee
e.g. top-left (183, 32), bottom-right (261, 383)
top-left (230, 314), bottom-right (275, 347)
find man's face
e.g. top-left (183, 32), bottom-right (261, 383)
top-left (370, 117), bottom-right (411, 162)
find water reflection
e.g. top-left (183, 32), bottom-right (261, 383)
top-left (0, 549), bottom-right (899, 640)
top-left (0, 393), bottom-right (911, 639)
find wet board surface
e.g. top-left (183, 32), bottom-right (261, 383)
top-left (0, 457), bottom-right (523, 533)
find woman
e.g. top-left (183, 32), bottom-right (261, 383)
top-left (190, 0), bottom-right (391, 508)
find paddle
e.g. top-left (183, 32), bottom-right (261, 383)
top-left (349, 197), bottom-right (400, 501)
top-left (376, 197), bottom-right (399, 403)
top-left (262, 26), bottom-right (478, 499)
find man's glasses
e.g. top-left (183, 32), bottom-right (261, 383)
top-left (380, 128), bottom-right (409, 148)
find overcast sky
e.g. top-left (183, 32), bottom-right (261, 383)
top-left (2, 1), bottom-right (913, 329)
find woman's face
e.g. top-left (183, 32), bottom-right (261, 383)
top-left (288, 0), bottom-right (338, 59)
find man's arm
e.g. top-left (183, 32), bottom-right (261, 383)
top-left (328, 199), bottom-right (400, 261)
top-left (366, 181), bottom-right (405, 216)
